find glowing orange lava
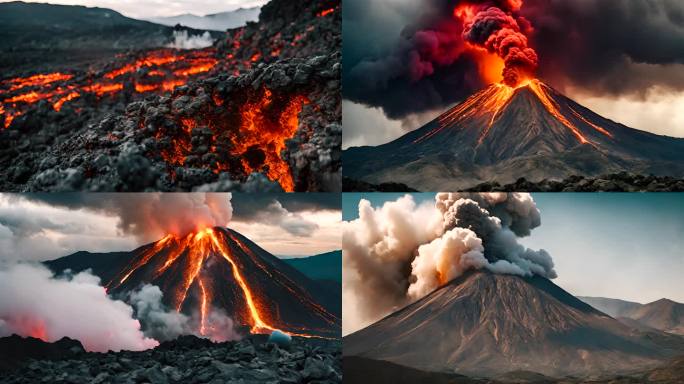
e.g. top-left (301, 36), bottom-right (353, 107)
top-left (231, 89), bottom-right (309, 192)
top-left (317, 8), bottom-right (335, 17)
top-left (415, 79), bottom-right (602, 146)
top-left (0, 49), bottom-right (220, 129)
top-left (106, 227), bottom-right (334, 338)
top-left (53, 92), bottom-right (80, 111)
top-left (8, 73), bottom-right (73, 92)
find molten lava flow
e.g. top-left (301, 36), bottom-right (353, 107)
top-left (228, 232), bottom-right (339, 327)
top-left (527, 80), bottom-right (590, 144)
top-left (570, 106), bottom-right (613, 138)
top-left (198, 277), bottom-right (210, 336)
top-left (415, 79), bottom-right (598, 146)
top-left (109, 235), bottom-right (174, 289)
top-left (208, 230), bottom-right (276, 334)
top-left (8, 73), bottom-right (73, 92)
top-left (231, 89), bottom-right (309, 192)
top-left (108, 227), bottom-right (335, 338)
top-left (0, 48), bottom-right (222, 129)
top-left (53, 92), bottom-right (80, 112)
top-left (317, 8), bottom-right (336, 17)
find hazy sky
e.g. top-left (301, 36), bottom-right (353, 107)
top-left (4, 0), bottom-right (267, 18)
top-left (0, 193), bottom-right (340, 262)
top-left (343, 193), bottom-right (684, 304)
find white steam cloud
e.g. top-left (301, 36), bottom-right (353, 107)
top-left (0, 263), bottom-right (158, 352)
top-left (167, 30), bottom-right (215, 49)
top-left (25, 193), bottom-right (233, 242)
top-left (343, 193), bottom-right (555, 335)
top-left (130, 285), bottom-right (241, 343)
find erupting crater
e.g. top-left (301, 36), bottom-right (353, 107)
top-left (101, 227), bottom-right (339, 338)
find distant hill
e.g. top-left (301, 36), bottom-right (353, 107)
top-left (581, 297), bottom-right (684, 335)
top-left (0, 1), bottom-right (216, 72)
top-left (283, 250), bottom-right (341, 283)
top-left (149, 7), bottom-right (261, 31)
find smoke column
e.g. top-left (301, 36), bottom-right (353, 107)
top-left (0, 263), bottom-right (158, 352)
top-left (23, 193), bottom-right (233, 242)
top-left (455, 0), bottom-right (538, 86)
top-left (342, 192), bottom-right (554, 335)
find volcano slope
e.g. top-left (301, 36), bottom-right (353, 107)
top-left (0, 0), bottom-right (341, 192)
top-left (343, 80), bottom-right (684, 191)
top-left (45, 227), bottom-right (341, 339)
top-left (343, 271), bottom-right (684, 379)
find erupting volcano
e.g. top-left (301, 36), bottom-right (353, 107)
top-left (46, 227), bottom-right (341, 339)
top-left (344, 78), bottom-right (684, 191)
top-left (344, 271), bottom-right (684, 378)
top-left (343, 0), bottom-right (684, 191)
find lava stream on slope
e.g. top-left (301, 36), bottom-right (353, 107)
top-left (106, 227), bottom-right (339, 338)
top-left (414, 79), bottom-right (611, 146)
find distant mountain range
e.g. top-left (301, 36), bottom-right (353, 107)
top-left (283, 251), bottom-right (342, 283)
top-left (148, 7), bottom-right (261, 31)
top-left (581, 296), bottom-right (684, 335)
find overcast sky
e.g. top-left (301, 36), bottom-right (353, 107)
top-left (4, 0), bottom-right (267, 18)
top-left (343, 193), bottom-right (684, 304)
top-left (0, 193), bottom-right (340, 262)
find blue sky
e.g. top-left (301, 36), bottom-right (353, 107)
top-left (343, 193), bottom-right (684, 304)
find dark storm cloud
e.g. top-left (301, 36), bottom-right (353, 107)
top-left (524, 0), bottom-right (684, 97)
top-left (343, 0), bottom-right (487, 119)
top-left (344, 0), bottom-right (684, 119)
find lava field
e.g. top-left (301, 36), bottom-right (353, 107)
top-left (0, 334), bottom-right (342, 384)
top-left (0, 0), bottom-right (341, 192)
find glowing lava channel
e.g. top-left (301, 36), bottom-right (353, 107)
top-left (106, 227), bottom-right (336, 339)
top-left (415, 79), bottom-right (604, 146)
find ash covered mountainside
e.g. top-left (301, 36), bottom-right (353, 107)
top-left (46, 227), bottom-right (341, 339)
top-left (0, 0), bottom-right (341, 192)
top-left (344, 80), bottom-right (684, 191)
top-left (344, 271), bottom-right (684, 378)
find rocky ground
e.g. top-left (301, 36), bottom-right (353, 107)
top-left (0, 335), bottom-right (341, 384)
top-left (466, 173), bottom-right (684, 192)
top-left (0, 0), bottom-right (341, 192)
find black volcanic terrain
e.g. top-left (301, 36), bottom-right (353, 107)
top-left (0, 0), bottom-right (341, 192)
top-left (343, 81), bottom-right (684, 191)
top-left (0, 334), bottom-right (341, 383)
top-left (46, 227), bottom-right (340, 338)
top-left (344, 271), bottom-right (684, 380)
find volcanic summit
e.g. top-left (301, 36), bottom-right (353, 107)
top-left (343, 79), bottom-right (684, 191)
top-left (46, 227), bottom-right (341, 339)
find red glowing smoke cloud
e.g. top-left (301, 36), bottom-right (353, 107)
top-left (455, 0), bottom-right (538, 86)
